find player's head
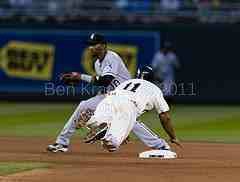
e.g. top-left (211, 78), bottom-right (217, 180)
top-left (136, 65), bottom-right (154, 82)
top-left (87, 33), bottom-right (107, 56)
top-left (161, 41), bottom-right (173, 54)
top-left (87, 33), bottom-right (106, 45)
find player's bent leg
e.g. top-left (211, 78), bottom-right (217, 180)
top-left (55, 102), bottom-right (85, 146)
top-left (47, 102), bottom-right (85, 152)
top-left (101, 138), bottom-right (118, 152)
top-left (83, 123), bottom-right (108, 144)
top-left (132, 121), bottom-right (170, 150)
top-left (100, 97), bottom-right (137, 152)
top-left (47, 95), bottom-right (105, 152)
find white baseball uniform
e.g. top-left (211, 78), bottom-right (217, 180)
top-left (95, 50), bottom-right (130, 92)
top-left (89, 79), bottom-right (169, 148)
top-left (56, 50), bottom-right (168, 150)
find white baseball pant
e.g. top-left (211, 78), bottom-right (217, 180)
top-left (90, 95), bottom-right (137, 148)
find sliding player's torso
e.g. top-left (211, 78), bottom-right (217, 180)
top-left (112, 79), bottom-right (167, 116)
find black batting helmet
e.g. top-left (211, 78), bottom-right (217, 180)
top-left (136, 65), bottom-right (154, 81)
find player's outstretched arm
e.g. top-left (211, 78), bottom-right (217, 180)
top-left (75, 73), bottom-right (115, 87)
top-left (159, 112), bottom-right (183, 148)
top-left (60, 72), bottom-right (115, 88)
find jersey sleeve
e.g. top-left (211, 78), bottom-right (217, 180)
top-left (101, 55), bottom-right (120, 77)
top-left (153, 89), bottom-right (170, 114)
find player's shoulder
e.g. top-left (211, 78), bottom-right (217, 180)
top-left (128, 78), bottom-right (145, 83)
top-left (106, 50), bottom-right (123, 61)
top-left (155, 51), bottom-right (162, 56)
top-left (168, 52), bottom-right (177, 59)
top-left (107, 50), bottom-right (120, 57)
top-left (130, 78), bottom-right (152, 84)
top-left (154, 52), bottom-right (165, 61)
top-left (128, 79), bottom-right (158, 87)
top-left (134, 79), bottom-right (163, 93)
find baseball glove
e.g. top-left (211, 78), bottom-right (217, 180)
top-left (60, 72), bottom-right (81, 85)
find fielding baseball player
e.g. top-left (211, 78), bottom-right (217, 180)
top-left (84, 66), bottom-right (181, 152)
top-left (47, 33), bottom-right (170, 153)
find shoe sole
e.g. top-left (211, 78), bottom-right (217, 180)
top-left (46, 147), bottom-right (68, 153)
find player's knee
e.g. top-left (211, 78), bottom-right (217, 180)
top-left (78, 101), bottom-right (88, 111)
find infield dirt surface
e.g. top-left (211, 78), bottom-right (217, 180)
top-left (0, 137), bottom-right (240, 182)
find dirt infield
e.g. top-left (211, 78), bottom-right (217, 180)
top-left (0, 137), bottom-right (240, 182)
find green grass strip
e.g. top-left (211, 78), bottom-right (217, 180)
top-left (0, 162), bottom-right (49, 176)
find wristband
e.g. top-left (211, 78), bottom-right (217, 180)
top-left (80, 74), bottom-right (92, 83)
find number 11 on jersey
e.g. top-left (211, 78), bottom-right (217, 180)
top-left (123, 82), bottom-right (141, 92)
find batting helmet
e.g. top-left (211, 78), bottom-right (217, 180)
top-left (136, 65), bottom-right (154, 82)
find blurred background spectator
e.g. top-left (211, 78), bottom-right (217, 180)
top-left (151, 41), bottom-right (180, 97)
top-left (9, 0), bottom-right (33, 8)
top-left (115, 0), bottom-right (151, 13)
top-left (160, 0), bottom-right (181, 11)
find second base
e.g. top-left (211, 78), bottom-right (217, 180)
top-left (139, 149), bottom-right (177, 159)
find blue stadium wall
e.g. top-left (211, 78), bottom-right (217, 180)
top-left (0, 23), bottom-right (239, 104)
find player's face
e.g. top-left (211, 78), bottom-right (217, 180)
top-left (88, 43), bottom-right (105, 56)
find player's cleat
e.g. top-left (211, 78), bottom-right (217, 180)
top-left (84, 123), bottom-right (108, 144)
top-left (151, 140), bottom-right (171, 150)
top-left (151, 145), bottom-right (170, 151)
top-left (46, 143), bottom-right (68, 153)
top-left (159, 145), bottom-right (170, 150)
top-left (101, 139), bottom-right (117, 152)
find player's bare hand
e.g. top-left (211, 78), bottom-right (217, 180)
top-left (121, 136), bottom-right (130, 145)
top-left (170, 138), bottom-right (183, 149)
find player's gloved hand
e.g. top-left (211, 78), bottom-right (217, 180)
top-left (60, 72), bottom-right (81, 85)
top-left (170, 138), bottom-right (183, 149)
